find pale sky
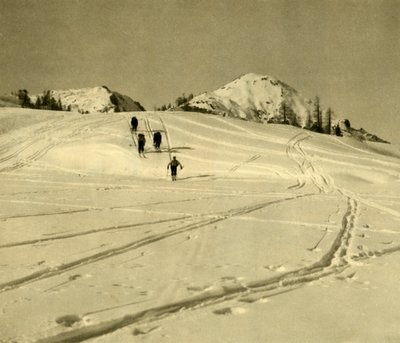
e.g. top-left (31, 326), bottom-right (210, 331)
top-left (1, 0), bottom-right (399, 144)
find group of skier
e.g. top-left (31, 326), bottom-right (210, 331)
top-left (130, 116), bottom-right (183, 181)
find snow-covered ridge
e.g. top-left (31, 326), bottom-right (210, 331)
top-left (187, 73), bottom-right (313, 127)
top-left (31, 86), bottom-right (145, 114)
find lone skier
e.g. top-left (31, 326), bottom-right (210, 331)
top-left (138, 133), bottom-right (146, 156)
top-left (153, 131), bottom-right (162, 150)
top-left (131, 116), bottom-right (138, 132)
top-left (167, 156), bottom-right (183, 181)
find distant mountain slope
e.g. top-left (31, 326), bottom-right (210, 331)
top-left (348, 127), bottom-right (390, 144)
top-left (108, 89), bottom-right (145, 113)
top-left (187, 73), bottom-right (314, 127)
top-left (31, 86), bottom-right (145, 113)
top-left (0, 94), bottom-right (19, 108)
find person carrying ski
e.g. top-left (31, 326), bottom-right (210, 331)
top-left (167, 156), bottom-right (183, 181)
top-left (137, 133), bottom-right (146, 156)
top-left (153, 131), bottom-right (162, 150)
top-left (131, 116), bottom-right (138, 132)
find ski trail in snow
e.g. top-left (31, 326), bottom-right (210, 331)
top-left (229, 154), bottom-right (261, 172)
top-left (0, 193), bottom-right (314, 293)
top-left (34, 193), bottom-right (362, 343)
top-left (0, 215), bottom-right (192, 249)
top-left (142, 113), bottom-right (153, 140)
top-left (285, 132), bottom-right (363, 267)
top-left (158, 115), bottom-right (173, 161)
top-left (285, 133), bottom-right (387, 268)
top-left (208, 115), bottom-right (288, 144)
top-left (0, 115), bottom-right (123, 173)
top-left (169, 121), bottom-right (282, 156)
top-left (286, 132), bottom-right (335, 193)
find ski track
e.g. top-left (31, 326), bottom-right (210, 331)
top-left (158, 115), bottom-right (173, 161)
top-left (0, 192), bottom-right (254, 248)
top-left (0, 176), bottom-right (250, 197)
top-left (34, 192), bottom-right (360, 343)
top-left (0, 115), bottom-right (123, 173)
top-left (142, 113), bottom-right (153, 140)
top-left (169, 121), bottom-right (282, 156)
top-left (209, 115), bottom-right (288, 145)
top-left (173, 114), bottom-right (286, 146)
top-left (137, 112), bottom-right (174, 161)
top-left (229, 154), bottom-right (261, 172)
top-left (0, 215), bottom-right (191, 249)
top-left (286, 132), bottom-right (335, 193)
top-left (0, 193), bottom-right (314, 293)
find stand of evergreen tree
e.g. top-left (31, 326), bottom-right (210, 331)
top-left (17, 89), bottom-right (68, 111)
top-left (156, 93), bottom-right (193, 111)
top-left (17, 89), bottom-right (33, 108)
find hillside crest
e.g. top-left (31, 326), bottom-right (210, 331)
top-left (30, 86), bottom-right (145, 114)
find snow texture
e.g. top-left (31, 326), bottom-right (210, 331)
top-left (0, 107), bottom-right (400, 343)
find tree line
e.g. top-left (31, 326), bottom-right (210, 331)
top-left (156, 93), bottom-right (194, 111)
top-left (306, 96), bottom-right (350, 137)
top-left (157, 92), bottom-right (347, 137)
top-left (16, 89), bottom-right (70, 111)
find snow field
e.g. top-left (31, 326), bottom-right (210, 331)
top-left (0, 108), bottom-right (400, 342)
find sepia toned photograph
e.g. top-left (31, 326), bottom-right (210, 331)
top-left (1, 0), bottom-right (400, 342)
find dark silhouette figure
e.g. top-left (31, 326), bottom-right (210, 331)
top-left (167, 156), bottom-right (183, 181)
top-left (131, 116), bottom-right (138, 132)
top-left (153, 131), bottom-right (162, 150)
top-left (138, 133), bottom-right (146, 156)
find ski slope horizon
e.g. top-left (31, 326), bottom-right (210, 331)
top-left (1, 107), bottom-right (400, 342)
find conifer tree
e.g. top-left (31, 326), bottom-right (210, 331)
top-left (42, 90), bottom-right (51, 109)
top-left (279, 101), bottom-right (289, 124)
top-left (35, 96), bottom-right (42, 109)
top-left (17, 89), bottom-right (32, 108)
top-left (326, 107), bottom-right (333, 134)
top-left (313, 96), bottom-right (322, 132)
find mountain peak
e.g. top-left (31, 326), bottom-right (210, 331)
top-left (229, 73), bottom-right (278, 84)
top-left (187, 73), bottom-right (311, 126)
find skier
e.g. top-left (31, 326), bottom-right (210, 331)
top-left (167, 156), bottom-right (183, 181)
top-left (153, 131), bottom-right (162, 150)
top-left (137, 133), bottom-right (146, 156)
top-left (131, 116), bottom-right (138, 132)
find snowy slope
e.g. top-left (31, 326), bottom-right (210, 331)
top-left (0, 107), bottom-right (400, 343)
top-left (188, 73), bottom-right (314, 126)
top-left (30, 86), bottom-right (145, 114)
